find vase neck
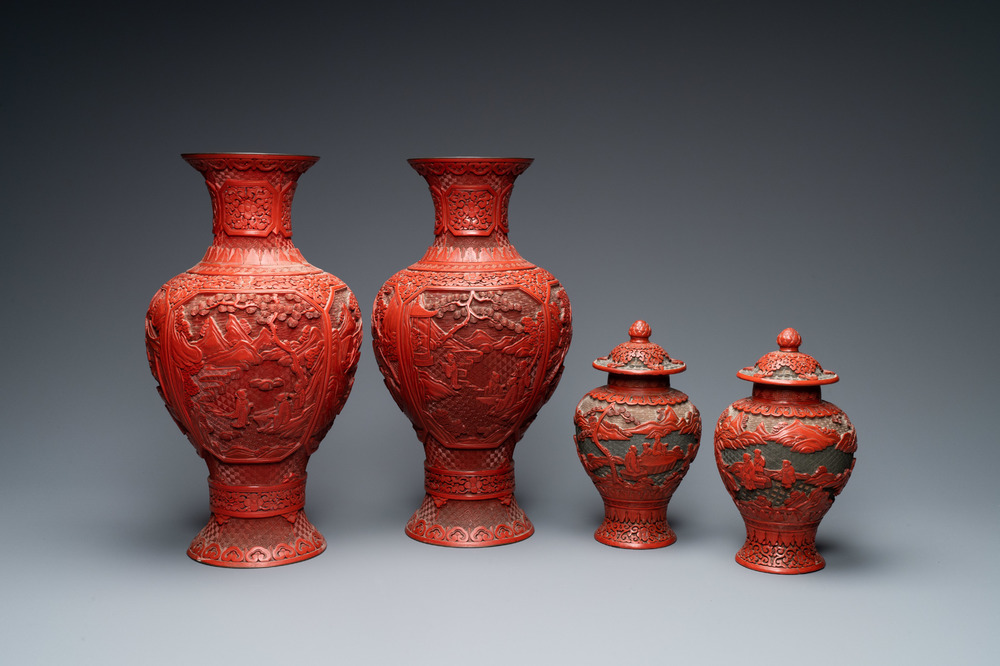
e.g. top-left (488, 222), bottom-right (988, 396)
top-left (183, 154), bottom-right (319, 273)
top-left (608, 375), bottom-right (671, 390)
top-left (184, 154), bottom-right (316, 248)
top-left (751, 383), bottom-right (823, 404)
top-left (408, 158), bottom-right (535, 269)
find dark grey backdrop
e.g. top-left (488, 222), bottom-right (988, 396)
top-left (3, 2), bottom-right (997, 663)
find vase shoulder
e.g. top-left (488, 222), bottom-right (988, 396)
top-left (381, 264), bottom-right (561, 301)
top-left (729, 394), bottom-right (845, 419)
top-left (584, 384), bottom-right (690, 406)
top-left (187, 248), bottom-right (323, 276)
top-left (159, 267), bottom-right (351, 306)
top-left (408, 251), bottom-right (536, 272)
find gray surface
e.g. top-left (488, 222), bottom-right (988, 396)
top-left (2, 2), bottom-right (997, 663)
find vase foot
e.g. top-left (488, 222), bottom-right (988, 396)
top-left (594, 501), bottom-right (675, 549)
top-left (734, 520), bottom-right (824, 574)
top-left (187, 510), bottom-right (326, 568)
top-left (404, 495), bottom-right (533, 547)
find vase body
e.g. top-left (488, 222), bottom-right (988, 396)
top-left (371, 158), bottom-right (572, 547)
top-left (145, 153), bottom-right (363, 567)
top-left (714, 328), bottom-right (857, 573)
top-left (574, 321), bottom-right (701, 548)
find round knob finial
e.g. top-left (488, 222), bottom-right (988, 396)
top-left (776, 327), bottom-right (802, 352)
top-left (629, 320), bottom-right (652, 342)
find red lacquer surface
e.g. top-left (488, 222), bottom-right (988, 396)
top-left (371, 158), bottom-right (572, 546)
top-left (574, 321), bottom-right (701, 548)
top-left (145, 154), bottom-right (362, 567)
top-left (714, 328), bottom-right (856, 573)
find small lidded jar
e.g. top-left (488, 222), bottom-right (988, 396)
top-left (573, 320), bottom-right (701, 548)
top-left (714, 327), bottom-right (857, 573)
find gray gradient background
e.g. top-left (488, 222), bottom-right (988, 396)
top-left (2, 1), bottom-right (997, 663)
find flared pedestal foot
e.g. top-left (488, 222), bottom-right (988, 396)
top-left (404, 494), bottom-right (533, 547)
top-left (735, 520), bottom-right (824, 574)
top-left (187, 510), bottom-right (326, 568)
top-left (594, 501), bottom-right (675, 549)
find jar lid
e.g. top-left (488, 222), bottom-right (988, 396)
top-left (593, 320), bottom-right (686, 376)
top-left (736, 327), bottom-right (839, 386)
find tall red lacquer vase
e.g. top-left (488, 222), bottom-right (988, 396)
top-left (145, 153), bottom-right (362, 567)
top-left (371, 158), bottom-right (572, 546)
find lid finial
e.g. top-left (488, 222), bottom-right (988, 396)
top-left (776, 327), bottom-right (802, 352)
top-left (629, 320), bottom-right (652, 342)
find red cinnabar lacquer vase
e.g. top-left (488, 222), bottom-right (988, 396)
top-left (145, 153), bottom-right (363, 567)
top-left (574, 321), bottom-right (701, 548)
top-left (371, 158), bottom-right (572, 547)
top-left (714, 328), bottom-right (857, 574)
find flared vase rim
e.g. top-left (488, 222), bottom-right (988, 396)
top-left (407, 157), bottom-right (534, 164)
top-left (181, 152), bottom-right (320, 161)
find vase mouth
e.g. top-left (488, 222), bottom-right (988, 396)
top-left (181, 152), bottom-right (319, 161)
top-left (407, 157), bottom-right (533, 164)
